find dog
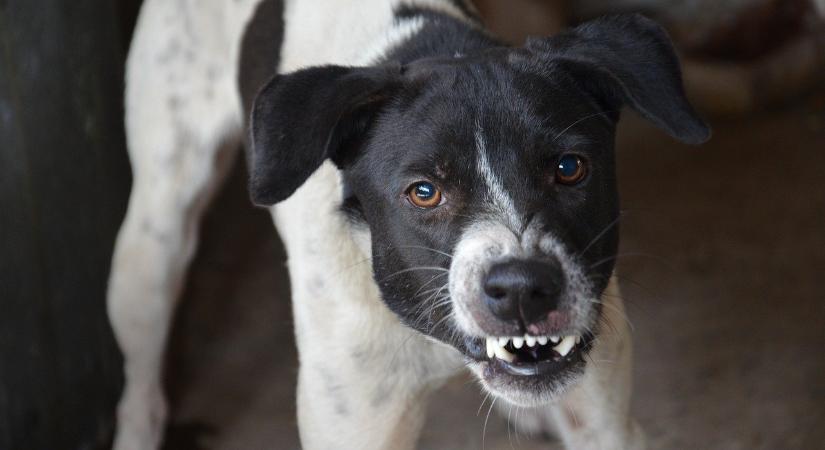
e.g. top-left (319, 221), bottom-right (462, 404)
top-left (107, 1), bottom-right (709, 448)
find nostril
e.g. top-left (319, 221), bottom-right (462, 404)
top-left (485, 286), bottom-right (508, 300)
top-left (530, 283), bottom-right (561, 300)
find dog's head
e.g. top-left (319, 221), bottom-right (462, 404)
top-left (249, 15), bottom-right (709, 406)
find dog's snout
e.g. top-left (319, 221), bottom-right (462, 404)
top-left (483, 259), bottom-right (565, 325)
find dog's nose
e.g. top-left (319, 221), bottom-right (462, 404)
top-left (483, 259), bottom-right (565, 325)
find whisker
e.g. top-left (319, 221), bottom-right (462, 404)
top-left (552, 110), bottom-right (616, 142)
top-left (507, 404), bottom-right (515, 450)
top-left (383, 332), bottom-right (418, 378)
top-left (565, 401), bottom-right (580, 431)
top-left (608, 274), bottom-right (659, 304)
top-left (412, 272), bottom-right (449, 298)
top-left (600, 312), bottom-right (625, 337)
top-left (427, 308), bottom-right (455, 335)
top-left (482, 397), bottom-right (498, 450)
top-left (414, 281), bottom-right (450, 300)
top-left (377, 266), bottom-right (448, 283)
top-left (408, 285), bottom-right (451, 330)
top-left (394, 245), bottom-right (454, 259)
top-left (331, 256), bottom-right (372, 277)
top-left (477, 391), bottom-right (491, 416)
top-left (587, 252), bottom-right (670, 271)
top-left (577, 214), bottom-right (622, 258)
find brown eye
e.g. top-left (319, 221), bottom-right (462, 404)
top-left (407, 181), bottom-right (443, 208)
top-left (555, 154), bottom-right (587, 185)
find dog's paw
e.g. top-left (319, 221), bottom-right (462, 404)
top-left (112, 383), bottom-right (168, 450)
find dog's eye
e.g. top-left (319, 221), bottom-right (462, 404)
top-left (406, 181), bottom-right (443, 208)
top-left (555, 154), bottom-right (587, 185)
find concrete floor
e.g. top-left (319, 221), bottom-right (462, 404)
top-left (163, 99), bottom-right (825, 449)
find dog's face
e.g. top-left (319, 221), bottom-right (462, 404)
top-left (250, 15), bottom-right (709, 406)
top-left (342, 59), bottom-right (622, 403)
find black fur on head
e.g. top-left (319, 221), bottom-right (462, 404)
top-left (249, 14), bottom-right (708, 206)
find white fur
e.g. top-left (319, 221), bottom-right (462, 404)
top-left (449, 220), bottom-right (521, 337)
top-left (110, 0), bottom-right (643, 448)
top-left (474, 122), bottom-right (521, 231)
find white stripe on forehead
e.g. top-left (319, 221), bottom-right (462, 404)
top-left (474, 121), bottom-right (521, 230)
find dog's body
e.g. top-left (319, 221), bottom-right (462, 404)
top-left (109, 1), bottom-right (708, 449)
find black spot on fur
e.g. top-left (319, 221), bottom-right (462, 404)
top-left (316, 366), bottom-right (349, 416)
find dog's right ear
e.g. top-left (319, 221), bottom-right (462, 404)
top-left (249, 64), bottom-right (402, 205)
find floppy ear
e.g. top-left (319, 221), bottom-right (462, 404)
top-left (525, 14), bottom-right (710, 144)
top-left (248, 64), bottom-right (401, 205)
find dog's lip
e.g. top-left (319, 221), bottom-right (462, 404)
top-left (488, 354), bottom-right (580, 376)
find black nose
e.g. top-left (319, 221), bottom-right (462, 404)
top-left (483, 259), bottom-right (565, 326)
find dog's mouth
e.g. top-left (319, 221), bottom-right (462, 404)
top-left (455, 331), bottom-right (594, 405)
top-left (483, 333), bottom-right (591, 375)
top-left (461, 331), bottom-right (594, 385)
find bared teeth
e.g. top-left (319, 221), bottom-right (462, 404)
top-left (486, 334), bottom-right (582, 361)
top-left (486, 337), bottom-right (514, 362)
top-left (493, 343), bottom-right (515, 362)
top-left (552, 335), bottom-right (578, 357)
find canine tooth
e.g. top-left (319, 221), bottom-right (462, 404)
top-left (512, 337), bottom-right (524, 349)
top-left (550, 335), bottom-right (560, 343)
top-left (498, 337), bottom-right (509, 348)
top-left (525, 335), bottom-right (537, 347)
top-left (575, 336), bottom-right (582, 345)
top-left (553, 335), bottom-right (577, 357)
top-left (493, 343), bottom-right (515, 363)
top-left (537, 336), bottom-right (548, 346)
top-left (486, 338), bottom-right (495, 359)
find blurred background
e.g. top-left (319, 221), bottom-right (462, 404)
top-left (1, 0), bottom-right (823, 449)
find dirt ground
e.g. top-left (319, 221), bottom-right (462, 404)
top-left (163, 99), bottom-right (825, 449)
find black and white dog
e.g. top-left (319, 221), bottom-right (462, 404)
top-left (108, 0), bottom-right (709, 448)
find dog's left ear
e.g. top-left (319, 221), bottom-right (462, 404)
top-left (525, 14), bottom-right (710, 144)
top-left (249, 64), bottom-right (401, 205)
